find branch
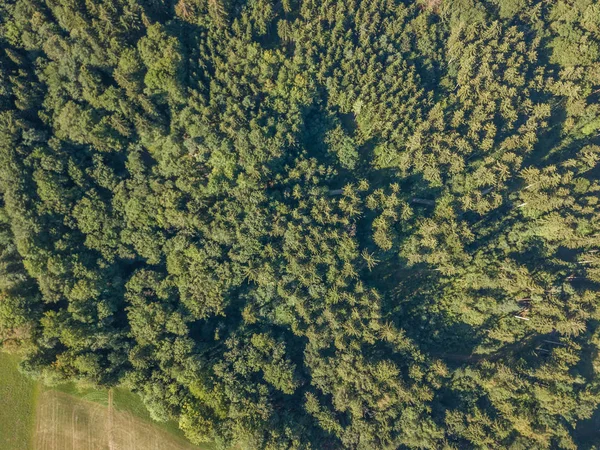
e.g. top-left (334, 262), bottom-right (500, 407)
top-left (411, 198), bottom-right (435, 206)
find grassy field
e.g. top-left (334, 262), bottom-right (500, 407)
top-left (53, 382), bottom-right (203, 444)
top-left (35, 390), bottom-right (202, 450)
top-left (0, 352), bottom-right (40, 450)
top-left (0, 352), bottom-right (210, 450)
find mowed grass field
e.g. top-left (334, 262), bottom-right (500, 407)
top-left (0, 352), bottom-right (39, 450)
top-left (0, 352), bottom-right (210, 450)
top-left (53, 383), bottom-right (197, 442)
top-left (35, 390), bottom-right (202, 450)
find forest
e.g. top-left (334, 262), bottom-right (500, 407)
top-left (1, 0), bottom-right (600, 448)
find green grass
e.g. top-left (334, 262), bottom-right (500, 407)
top-left (0, 352), bottom-right (40, 450)
top-left (52, 381), bottom-right (208, 447)
top-left (0, 352), bottom-right (211, 449)
top-left (112, 387), bottom-right (197, 442)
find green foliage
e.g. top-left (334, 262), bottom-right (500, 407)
top-left (1, 0), bottom-right (600, 448)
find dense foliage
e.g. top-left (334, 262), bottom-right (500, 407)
top-left (1, 0), bottom-right (600, 448)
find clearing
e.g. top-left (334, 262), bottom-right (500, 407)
top-left (34, 389), bottom-right (201, 450)
top-left (0, 352), bottom-right (209, 450)
top-left (0, 352), bottom-right (39, 450)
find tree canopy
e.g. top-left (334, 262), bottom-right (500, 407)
top-left (1, 0), bottom-right (600, 448)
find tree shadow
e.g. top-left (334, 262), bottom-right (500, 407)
top-left (375, 259), bottom-right (484, 359)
